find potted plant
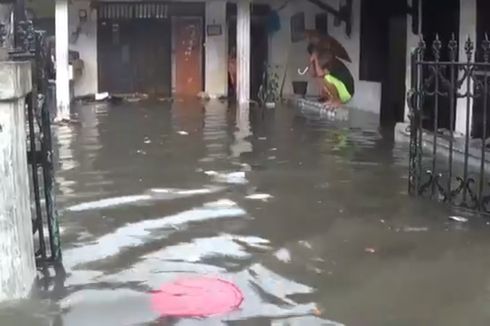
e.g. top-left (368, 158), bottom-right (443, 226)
top-left (258, 64), bottom-right (280, 108)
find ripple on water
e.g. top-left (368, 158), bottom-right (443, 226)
top-left (63, 200), bottom-right (247, 268)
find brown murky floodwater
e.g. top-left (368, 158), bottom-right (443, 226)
top-left (2, 100), bottom-right (490, 326)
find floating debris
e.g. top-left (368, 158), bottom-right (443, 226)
top-left (449, 216), bottom-right (469, 223)
top-left (274, 248), bottom-right (292, 263)
top-left (95, 92), bottom-right (109, 101)
top-left (365, 247), bottom-right (376, 254)
top-left (311, 307), bottom-right (322, 317)
top-left (312, 267), bottom-right (323, 274)
top-left (298, 240), bottom-right (313, 249)
top-left (177, 131), bottom-right (189, 135)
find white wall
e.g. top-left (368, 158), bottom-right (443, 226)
top-left (204, 0), bottom-right (228, 97)
top-left (69, 0), bottom-right (98, 97)
top-left (268, 0), bottom-right (381, 114)
top-left (268, 0), bottom-right (323, 97)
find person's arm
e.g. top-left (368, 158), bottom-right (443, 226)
top-left (309, 54), bottom-right (317, 78)
top-left (311, 54), bottom-right (326, 78)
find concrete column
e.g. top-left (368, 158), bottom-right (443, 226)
top-left (236, 0), bottom-right (251, 106)
top-left (456, 0), bottom-right (477, 135)
top-left (0, 61), bottom-right (36, 302)
top-left (55, 0), bottom-right (70, 121)
top-left (205, 0), bottom-right (228, 98)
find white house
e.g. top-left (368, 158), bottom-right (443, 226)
top-left (26, 0), bottom-right (484, 133)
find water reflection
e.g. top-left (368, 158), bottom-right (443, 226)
top-left (63, 200), bottom-right (247, 269)
top-left (65, 186), bottom-right (225, 212)
top-left (231, 106), bottom-right (252, 158)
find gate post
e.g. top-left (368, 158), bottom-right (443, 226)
top-left (236, 0), bottom-right (251, 106)
top-left (0, 61), bottom-right (36, 302)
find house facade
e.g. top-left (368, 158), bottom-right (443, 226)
top-left (26, 0), bottom-right (484, 133)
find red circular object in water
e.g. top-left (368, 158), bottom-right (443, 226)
top-left (151, 277), bottom-right (243, 317)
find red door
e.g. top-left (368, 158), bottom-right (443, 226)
top-left (173, 17), bottom-right (203, 96)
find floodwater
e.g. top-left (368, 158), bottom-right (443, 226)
top-left (2, 100), bottom-right (490, 326)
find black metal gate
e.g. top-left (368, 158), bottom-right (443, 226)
top-left (408, 34), bottom-right (490, 215)
top-left (9, 20), bottom-right (62, 267)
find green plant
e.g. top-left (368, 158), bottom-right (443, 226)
top-left (258, 64), bottom-right (280, 105)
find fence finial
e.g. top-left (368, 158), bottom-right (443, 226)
top-left (483, 33), bottom-right (490, 62)
top-left (448, 33), bottom-right (458, 61)
top-left (465, 35), bottom-right (474, 60)
top-left (432, 34), bottom-right (442, 60)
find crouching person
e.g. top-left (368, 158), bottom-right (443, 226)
top-left (310, 49), bottom-right (355, 110)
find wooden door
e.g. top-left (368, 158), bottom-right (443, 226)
top-left (173, 17), bottom-right (203, 96)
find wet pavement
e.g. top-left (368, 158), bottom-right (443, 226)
top-left (2, 100), bottom-right (490, 325)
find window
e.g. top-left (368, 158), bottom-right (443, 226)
top-left (290, 12), bottom-right (305, 43)
top-left (315, 13), bottom-right (328, 34)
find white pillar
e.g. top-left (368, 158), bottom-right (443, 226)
top-left (456, 0), bottom-right (477, 135)
top-left (205, 0), bottom-right (228, 98)
top-left (404, 0), bottom-right (422, 122)
top-left (0, 61), bottom-right (36, 302)
top-left (236, 0), bottom-right (251, 106)
top-left (55, 0), bottom-right (70, 121)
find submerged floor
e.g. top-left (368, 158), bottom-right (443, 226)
top-left (2, 101), bottom-right (490, 325)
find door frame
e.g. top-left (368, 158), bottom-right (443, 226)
top-left (421, 0), bottom-right (460, 131)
